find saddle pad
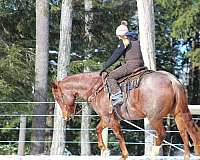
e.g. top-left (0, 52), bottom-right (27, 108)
top-left (120, 69), bottom-right (154, 92)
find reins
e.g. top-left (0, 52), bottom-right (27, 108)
top-left (87, 78), bottom-right (104, 102)
top-left (88, 73), bottom-right (109, 102)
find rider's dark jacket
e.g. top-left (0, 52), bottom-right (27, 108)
top-left (102, 33), bottom-right (144, 72)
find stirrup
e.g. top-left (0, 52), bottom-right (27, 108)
top-left (111, 92), bottom-right (123, 107)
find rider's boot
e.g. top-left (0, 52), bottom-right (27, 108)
top-left (107, 78), bottom-right (123, 108)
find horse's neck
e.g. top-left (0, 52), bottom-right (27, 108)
top-left (63, 73), bottom-right (101, 100)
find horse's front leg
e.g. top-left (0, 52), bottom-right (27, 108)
top-left (96, 118), bottom-right (108, 151)
top-left (109, 114), bottom-right (129, 160)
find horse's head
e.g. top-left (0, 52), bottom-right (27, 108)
top-left (52, 81), bottom-right (77, 121)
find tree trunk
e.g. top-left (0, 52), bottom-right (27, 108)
top-left (80, 0), bottom-right (93, 155)
top-left (189, 35), bottom-right (200, 105)
top-left (31, 0), bottom-right (49, 154)
top-left (189, 66), bottom-right (200, 104)
top-left (136, 0), bottom-right (156, 70)
top-left (136, 0), bottom-right (156, 156)
top-left (50, 0), bottom-right (72, 155)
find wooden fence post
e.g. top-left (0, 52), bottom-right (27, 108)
top-left (18, 115), bottom-right (26, 156)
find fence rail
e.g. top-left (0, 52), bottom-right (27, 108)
top-left (188, 105), bottom-right (200, 115)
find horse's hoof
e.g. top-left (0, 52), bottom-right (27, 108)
top-left (184, 154), bottom-right (190, 160)
top-left (119, 154), bottom-right (128, 160)
top-left (101, 148), bottom-right (110, 158)
top-left (98, 144), bottom-right (106, 151)
top-left (151, 145), bottom-right (161, 156)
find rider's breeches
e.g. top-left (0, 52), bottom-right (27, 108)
top-left (107, 63), bottom-right (138, 94)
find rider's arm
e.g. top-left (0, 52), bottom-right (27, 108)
top-left (102, 41), bottom-right (126, 70)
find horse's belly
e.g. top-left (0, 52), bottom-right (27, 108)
top-left (120, 103), bottom-right (146, 120)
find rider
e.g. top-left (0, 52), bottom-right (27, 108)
top-left (100, 20), bottom-right (145, 108)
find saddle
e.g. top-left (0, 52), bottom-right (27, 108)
top-left (106, 66), bottom-right (153, 93)
top-left (104, 66), bottom-right (154, 114)
top-left (87, 66), bottom-right (154, 104)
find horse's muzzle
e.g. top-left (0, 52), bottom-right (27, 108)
top-left (63, 114), bottom-right (74, 121)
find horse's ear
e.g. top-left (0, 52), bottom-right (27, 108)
top-left (52, 81), bottom-right (58, 90)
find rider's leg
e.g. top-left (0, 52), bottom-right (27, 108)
top-left (107, 66), bottom-right (127, 107)
top-left (106, 77), bottom-right (123, 107)
top-left (107, 64), bottom-right (137, 108)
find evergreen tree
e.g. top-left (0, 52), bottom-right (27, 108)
top-left (31, 0), bottom-right (49, 154)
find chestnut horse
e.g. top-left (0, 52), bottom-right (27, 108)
top-left (52, 71), bottom-right (200, 160)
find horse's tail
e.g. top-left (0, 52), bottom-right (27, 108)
top-left (169, 73), bottom-right (200, 155)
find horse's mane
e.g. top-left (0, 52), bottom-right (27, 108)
top-left (58, 72), bottom-right (102, 96)
top-left (62, 72), bottom-right (101, 83)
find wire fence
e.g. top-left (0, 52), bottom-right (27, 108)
top-left (0, 102), bottom-right (199, 156)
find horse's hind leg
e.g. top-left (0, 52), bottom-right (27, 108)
top-left (149, 119), bottom-right (166, 156)
top-left (96, 118), bottom-right (108, 151)
top-left (108, 114), bottom-right (129, 160)
top-left (174, 113), bottom-right (190, 160)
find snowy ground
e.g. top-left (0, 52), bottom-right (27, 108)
top-left (0, 156), bottom-right (199, 160)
